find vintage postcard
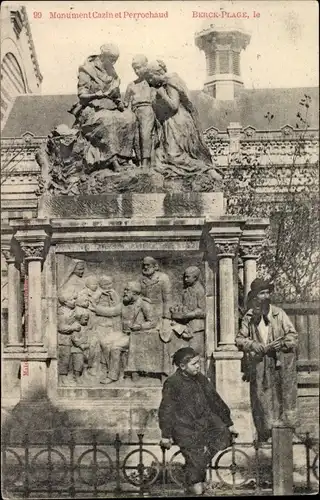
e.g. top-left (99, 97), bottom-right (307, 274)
top-left (1, 0), bottom-right (319, 497)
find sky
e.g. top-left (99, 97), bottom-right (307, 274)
top-left (19, 0), bottom-right (319, 94)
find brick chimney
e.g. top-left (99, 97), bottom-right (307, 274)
top-left (195, 25), bottom-right (251, 100)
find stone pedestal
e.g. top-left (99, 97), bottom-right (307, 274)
top-left (56, 386), bottom-right (162, 441)
top-left (213, 351), bottom-right (253, 441)
top-left (38, 192), bottom-right (225, 219)
top-left (1, 196), bottom-right (270, 447)
top-left (20, 354), bottom-right (48, 400)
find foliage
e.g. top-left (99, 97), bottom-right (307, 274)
top-left (223, 95), bottom-right (319, 301)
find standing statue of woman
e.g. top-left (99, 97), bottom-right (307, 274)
top-left (69, 44), bottom-right (136, 173)
top-left (145, 61), bottom-right (222, 183)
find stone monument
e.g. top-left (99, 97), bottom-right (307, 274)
top-left (1, 46), bottom-right (269, 443)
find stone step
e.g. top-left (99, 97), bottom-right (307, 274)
top-left (57, 385), bottom-right (162, 402)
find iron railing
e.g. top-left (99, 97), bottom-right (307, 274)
top-left (2, 430), bottom-right (319, 498)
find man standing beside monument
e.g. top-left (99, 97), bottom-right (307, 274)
top-left (235, 278), bottom-right (298, 442)
top-left (140, 256), bottom-right (172, 379)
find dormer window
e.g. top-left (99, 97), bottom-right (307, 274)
top-left (10, 9), bottom-right (24, 38)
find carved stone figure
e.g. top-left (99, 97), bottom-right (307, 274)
top-left (86, 275), bottom-right (122, 381)
top-left (70, 308), bottom-right (90, 383)
top-left (76, 275), bottom-right (102, 309)
top-left (76, 275), bottom-right (102, 373)
top-left (124, 281), bottom-right (159, 381)
top-left (139, 256), bottom-right (172, 378)
top-left (35, 124), bottom-right (86, 195)
top-left (59, 260), bottom-right (86, 296)
top-left (124, 55), bottom-right (155, 168)
top-left (100, 280), bottom-right (156, 384)
top-left (145, 60), bottom-right (223, 189)
top-left (170, 266), bottom-right (206, 371)
top-left (140, 257), bottom-right (172, 323)
top-left (36, 52), bottom-right (224, 195)
top-left (69, 43), bottom-right (136, 173)
top-left (57, 289), bottom-right (82, 386)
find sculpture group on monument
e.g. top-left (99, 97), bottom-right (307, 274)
top-left (42, 42), bottom-right (222, 387)
top-left (57, 257), bottom-right (206, 386)
top-left (36, 43), bottom-right (223, 195)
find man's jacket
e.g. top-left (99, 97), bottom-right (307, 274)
top-left (236, 304), bottom-right (298, 383)
top-left (158, 369), bottom-right (233, 447)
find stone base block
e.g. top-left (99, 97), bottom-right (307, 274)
top-left (1, 358), bottom-right (21, 400)
top-left (2, 387), bottom-right (163, 444)
top-left (20, 359), bottom-right (47, 400)
top-left (38, 192), bottom-right (225, 219)
top-left (214, 355), bottom-right (253, 441)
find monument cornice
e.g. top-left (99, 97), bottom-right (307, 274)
top-left (242, 218), bottom-right (270, 241)
top-left (207, 216), bottom-right (246, 239)
top-left (51, 219), bottom-right (206, 252)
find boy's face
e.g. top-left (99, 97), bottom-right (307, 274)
top-left (181, 355), bottom-right (200, 377)
top-left (65, 298), bottom-right (76, 309)
top-left (100, 279), bottom-right (113, 291)
top-left (86, 280), bottom-right (98, 292)
top-left (133, 63), bottom-right (146, 78)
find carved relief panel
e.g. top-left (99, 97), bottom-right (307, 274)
top-left (55, 251), bottom-right (206, 389)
